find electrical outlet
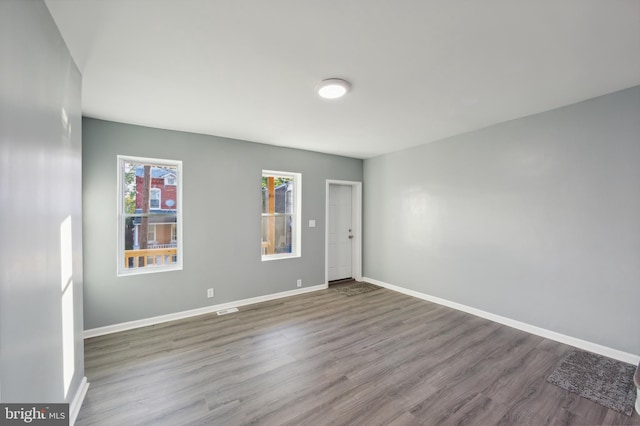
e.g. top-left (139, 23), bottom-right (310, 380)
top-left (296, 279), bottom-right (302, 288)
top-left (207, 288), bottom-right (214, 298)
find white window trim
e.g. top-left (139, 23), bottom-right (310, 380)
top-left (117, 155), bottom-right (183, 276)
top-left (261, 170), bottom-right (301, 261)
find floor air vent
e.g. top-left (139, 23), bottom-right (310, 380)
top-left (216, 307), bottom-right (239, 316)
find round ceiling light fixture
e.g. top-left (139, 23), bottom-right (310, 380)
top-left (317, 78), bottom-right (351, 99)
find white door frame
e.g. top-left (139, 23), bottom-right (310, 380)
top-left (325, 180), bottom-right (362, 284)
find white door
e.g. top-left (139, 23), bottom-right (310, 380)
top-left (328, 184), bottom-right (352, 281)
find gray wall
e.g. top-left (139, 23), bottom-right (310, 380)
top-left (364, 86), bottom-right (640, 356)
top-left (0, 0), bottom-right (85, 402)
top-left (82, 118), bottom-right (363, 329)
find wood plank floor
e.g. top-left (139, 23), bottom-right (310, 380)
top-left (77, 284), bottom-right (640, 425)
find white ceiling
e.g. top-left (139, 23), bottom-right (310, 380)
top-left (45, 0), bottom-right (640, 159)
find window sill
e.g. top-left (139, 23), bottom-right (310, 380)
top-left (117, 264), bottom-right (183, 277)
top-left (261, 253), bottom-right (300, 262)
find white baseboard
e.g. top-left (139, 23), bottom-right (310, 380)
top-left (69, 376), bottom-right (89, 425)
top-left (84, 284), bottom-right (328, 338)
top-left (364, 277), bottom-right (640, 365)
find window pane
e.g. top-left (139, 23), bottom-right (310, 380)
top-left (261, 214), bottom-right (293, 254)
top-left (123, 161), bottom-right (178, 213)
top-left (261, 176), bottom-right (293, 214)
top-left (123, 214), bottom-right (178, 270)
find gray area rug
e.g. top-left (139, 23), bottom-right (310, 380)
top-left (547, 349), bottom-right (637, 416)
top-left (333, 282), bottom-right (381, 296)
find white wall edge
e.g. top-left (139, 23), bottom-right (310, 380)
top-left (84, 284), bottom-right (328, 338)
top-left (364, 277), bottom-right (640, 365)
top-left (69, 376), bottom-right (89, 425)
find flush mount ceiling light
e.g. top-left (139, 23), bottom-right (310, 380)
top-left (317, 78), bottom-right (351, 99)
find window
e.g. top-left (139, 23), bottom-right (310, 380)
top-left (118, 155), bottom-right (182, 276)
top-left (261, 170), bottom-right (301, 260)
top-left (165, 174), bottom-right (176, 186)
top-left (150, 188), bottom-right (161, 209)
top-left (147, 224), bottom-right (157, 243)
